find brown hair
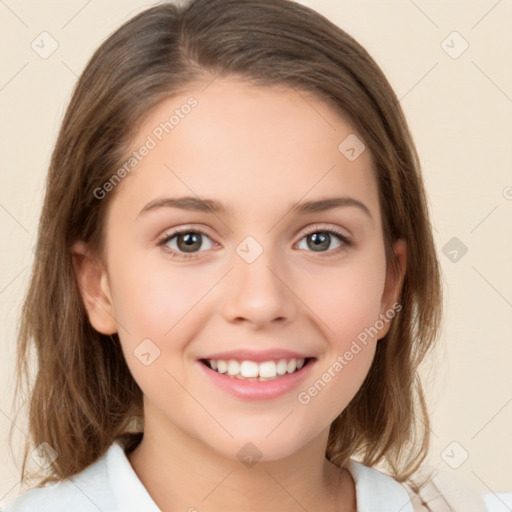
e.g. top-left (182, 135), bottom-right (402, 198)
top-left (14, 0), bottom-right (442, 487)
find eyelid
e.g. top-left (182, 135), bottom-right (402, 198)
top-left (297, 223), bottom-right (351, 238)
top-left (156, 224), bottom-right (216, 244)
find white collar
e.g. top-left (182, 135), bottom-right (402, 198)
top-left (347, 459), bottom-right (414, 512)
top-left (106, 441), bottom-right (413, 512)
top-left (106, 441), bottom-right (160, 512)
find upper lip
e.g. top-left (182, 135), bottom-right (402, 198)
top-left (199, 349), bottom-right (314, 363)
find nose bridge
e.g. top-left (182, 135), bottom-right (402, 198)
top-left (221, 235), bottom-right (296, 326)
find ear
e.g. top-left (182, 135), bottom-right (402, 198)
top-left (71, 241), bottom-right (117, 335)
top-left (377, 238), bottom-right (407, 339)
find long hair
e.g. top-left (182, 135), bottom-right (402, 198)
top-left (14, 0), bottom-right (442, 486)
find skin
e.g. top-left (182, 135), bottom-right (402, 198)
top-left (73, 76), bottom-right (406, 512)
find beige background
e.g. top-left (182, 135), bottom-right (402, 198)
top-left (1, 0), bottom-right (511, 505)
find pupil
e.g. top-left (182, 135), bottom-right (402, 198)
top-left (308, 232), bottom-right (330, 251)
top-left (178, 232), bottom-right (201, 252)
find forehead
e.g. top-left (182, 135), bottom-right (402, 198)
top-left (112, 76), bottom-right (380, 222)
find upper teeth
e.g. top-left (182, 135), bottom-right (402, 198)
top-left (209, 358), bottom-right (305, 379)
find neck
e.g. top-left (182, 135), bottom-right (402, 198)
top-left (127, 406), bottom-right (355, 512)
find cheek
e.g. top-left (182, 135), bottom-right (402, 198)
top-left (107, 251), bottom-right (212, 340)
top-left (300, 251), bottom-right (387, 347)
top-left (289, 251), bottom-right (387, 419)
top-left (106, 251), bottom-right (210, 403)
top-left (294, 268), bottom-right (385, 425)
top-left (106, 250), bottom-right (224, 390)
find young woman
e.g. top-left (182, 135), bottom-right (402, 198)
top-left (4, 1), bottom-right (486, 510)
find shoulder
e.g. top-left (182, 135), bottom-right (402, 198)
top-left (348, 460), bottom-right (415, 512)
top-left (2, 441), bottom-right (159, 512)
top-left (403, 464), bottom-right (488, 512)
top-left (347, 460), bottom-right (488, 512)
top-left (2, 445), bottom-right (116, 512)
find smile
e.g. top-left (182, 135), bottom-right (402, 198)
top-left (202, 357), bottom-right (311, 381)
top-left (197, 349), bottom-right (316, 400)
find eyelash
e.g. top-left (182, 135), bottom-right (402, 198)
top-left (157, 224), bottom-right (353, 260)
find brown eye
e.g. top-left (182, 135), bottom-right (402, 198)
top-left (297, 229), bottom-right (349, 253)
top-left (177, 232), bottom-right (202, 252)
top-left (161, 230), bottom-right (214, 254)
top-left (306, 232), bottom-right (331, 251)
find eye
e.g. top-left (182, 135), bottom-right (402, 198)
top-left (158, 229), bottom-right (215, 256)
top-left (296, 227), bottom-right (351, 254)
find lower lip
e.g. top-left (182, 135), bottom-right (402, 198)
top-left (197, 360), bottom-right (315, 400)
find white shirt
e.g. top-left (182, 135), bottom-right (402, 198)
top-left (0, 440), bottom-right (451, 512)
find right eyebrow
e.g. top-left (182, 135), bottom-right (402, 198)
top-left (138, 196), bottom-right (229, 217)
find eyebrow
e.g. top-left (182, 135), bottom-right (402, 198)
top-left (138, 195), bottom-right (373, 220)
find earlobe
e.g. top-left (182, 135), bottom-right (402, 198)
top-left (71, 241), bottom-right (118, 335)
top-left (378, 238), bottom-right (407, 339)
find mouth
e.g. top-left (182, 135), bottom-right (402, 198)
top-left (199, 357), bottom-right (315, 381)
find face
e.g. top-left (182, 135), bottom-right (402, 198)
top-left (74, 76), bottom-right (405, 462)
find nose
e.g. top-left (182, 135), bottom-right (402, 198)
top-left (221, 247), bottom-right (297, 329)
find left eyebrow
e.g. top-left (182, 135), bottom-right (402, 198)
top-left (290, 196), bottom-right (373, 220)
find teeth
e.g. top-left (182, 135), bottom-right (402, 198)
top-left (217, 360), bottom-right (227, 374)
top-left (227, 360), bottom-right (240, 375)
top-left (259, 361), bottom-right (277, 378)
top-left (240, 360), bottom-right (259, 378)
top-left (206, 357), bottom-right (308, 380)
top-left (276, 359), bottom-right (288, 375)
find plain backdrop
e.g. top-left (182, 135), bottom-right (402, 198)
top-left (1, 0), bottom-right (511, 505)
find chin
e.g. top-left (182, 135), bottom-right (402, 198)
top-left (207, 426), bottom-right (318, 464)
